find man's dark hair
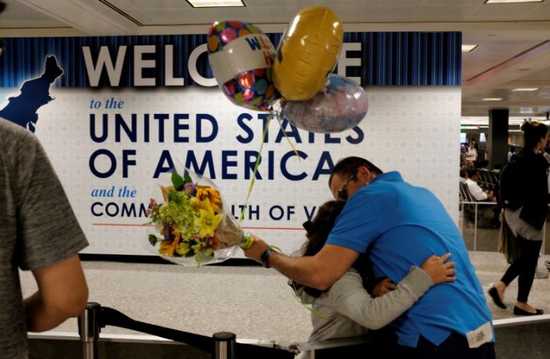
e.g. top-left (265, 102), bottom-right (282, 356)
top-left (466, 168), bottom-right (478, 179)
top-left (329, 156), bottom-right (383, 188)
top-left (290, 201), bottom-right (370, 298)
top-left (0, 2), bottom-right (5, 14)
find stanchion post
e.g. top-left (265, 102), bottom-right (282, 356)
top-left (213, 332), bottom-right (235, 359)
top-left (78, 302), bottom-right (101, 359)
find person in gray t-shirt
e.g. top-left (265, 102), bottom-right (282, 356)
top-left (0, 116), bottom-right (89, 357)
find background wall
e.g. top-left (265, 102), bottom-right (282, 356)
top-left (0, 32), bottom-right (461, 257)
top-left (0, 85), bottom-right (461, 256)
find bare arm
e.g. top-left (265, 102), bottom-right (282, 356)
top-left (243, 237), bottom-right (359, 290)
top-left (24, 254), bottom-right (88, 332)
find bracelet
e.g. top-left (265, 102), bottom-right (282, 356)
top-left (261, 248), bottom-right (276, 268)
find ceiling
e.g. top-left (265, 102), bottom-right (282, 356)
top-left (1, 0), bottom-right (550, 122)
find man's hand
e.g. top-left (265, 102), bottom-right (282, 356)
top-left (241, 235), bottom-right (270, 263)
top-left (371, 278), bottom-right (396, 298)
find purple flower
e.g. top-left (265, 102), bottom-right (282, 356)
top-left (184, 183), bottom-right (196, 195)
top-left (163, 225), bottom-right (174, 241)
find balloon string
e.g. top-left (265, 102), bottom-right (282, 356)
top-left (277, 118), bottom-right (302, 161)
top-left (239, 115), bottom-right (272, 224)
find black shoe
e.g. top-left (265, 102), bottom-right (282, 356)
top-left (488, 287), bottom-right (507, 309)
top-left (513, 306), bottom-right (544, 316)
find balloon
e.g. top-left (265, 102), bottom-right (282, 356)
top-left (273, 6), bottom-right (344, 101)
top-left (281, 75), bottom-right (368, 133)
top-left (208, 21), bottom-right (280, 111)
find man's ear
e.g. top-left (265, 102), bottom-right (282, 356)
top-left (357, 166), bottom-right (372, 183)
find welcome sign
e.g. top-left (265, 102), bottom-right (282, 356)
top-left (0, 32), bottom-right (461, 257)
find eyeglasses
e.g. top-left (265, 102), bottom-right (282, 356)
top-left (337, 172), bottom-right (356, 201)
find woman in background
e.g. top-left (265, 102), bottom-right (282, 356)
top-left (490, 121), bottom-right (549, 316)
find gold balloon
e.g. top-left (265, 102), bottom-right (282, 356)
top-left (273, 6), bottom-right (344, 101)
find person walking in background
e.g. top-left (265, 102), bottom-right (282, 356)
top-left (0, 3), bottom-right (89, 358)
top-left (244, 156), bottom-right (495, 359)
top-left (489, 121), bottom-right (549, 316)
top-left (293, 201), bottom-right (456, 359)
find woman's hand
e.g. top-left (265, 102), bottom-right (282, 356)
top-left (421, 253), bottom-right (457, 284)
top-left (371, 278), bottom-right (396, 298)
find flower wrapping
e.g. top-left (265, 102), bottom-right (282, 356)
top-left (147, 169), bottom-right (245, 266)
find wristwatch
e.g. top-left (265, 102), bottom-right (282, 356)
top-left (261, 248), bottom-right (275, 268)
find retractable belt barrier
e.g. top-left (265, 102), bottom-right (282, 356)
top-left (78, 302), bottom-right (297, 359)
top-left (64, 302), bottom-right (550, 359)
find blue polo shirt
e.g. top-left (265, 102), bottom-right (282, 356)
top-left (327, 171), bottom-right (493, 348)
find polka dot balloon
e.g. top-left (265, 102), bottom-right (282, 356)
top-left (208, 21), bottom-right (280, 112)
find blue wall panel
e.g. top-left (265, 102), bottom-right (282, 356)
top-left (0, 32), bottom-right (461, 88)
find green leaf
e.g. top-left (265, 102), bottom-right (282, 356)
top-left (185, 249), bottom-right (195, 257)
top-left (203, 247), bottom-right (214, 256)
top-left (171, 172), bottom-right (185, 191)
top-left (183, 172), bottom-right (193, 185)
top-left (148, 234), bottom-right (159, 246)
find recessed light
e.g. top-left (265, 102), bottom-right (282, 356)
top-left (483, 98), bottom-right (503, 101)
top-left (485, 0), bottom-right (544, 3)
top-left (462, 45), bottom-right (478, 53)
top-left (512, 88), bottom-right (539, 91)
top-left (186, 0), bottom-right (245, 8)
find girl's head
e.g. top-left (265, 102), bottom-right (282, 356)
top-left (521, 121), bottom-right (548, 154)
top-left (301, 201), bottom-right (345, 258)
top-left (292, 201), bottom-right (370, 298)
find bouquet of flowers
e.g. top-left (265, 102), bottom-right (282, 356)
top-left (147, 169), bottom-right (250, 266)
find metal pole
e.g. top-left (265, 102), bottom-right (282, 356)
top-left (78, 302), bottom-right (101, 359)
top-left (474, 203), bottom-right (478, 251)
top-left (213, 332), bottom-right (235, 359)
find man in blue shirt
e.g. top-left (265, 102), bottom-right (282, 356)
top-left (244, 156), bottom-right (495, 358)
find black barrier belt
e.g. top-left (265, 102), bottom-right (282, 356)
top-left (99, 307), bottom-right (213, 352)
top-left (99, 307), bottom-right (295, 359)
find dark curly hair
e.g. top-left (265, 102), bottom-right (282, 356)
top-left (291, 200), bottom-right (370, 298)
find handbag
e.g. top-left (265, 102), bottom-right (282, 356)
top-left (497, 211), bottom-right (520, 264)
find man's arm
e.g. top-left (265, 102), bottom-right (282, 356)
top-left (468, 182), bottom-right (489, 201)
top-left (243, 238), bottom-right (359, 290)
top-left (24, 254), bottom-right (88, 332)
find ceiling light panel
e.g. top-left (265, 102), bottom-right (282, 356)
top-left (187, 0), bottom-right (245, 8)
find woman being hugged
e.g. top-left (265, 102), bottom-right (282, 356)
top-left (292, 201), bottom-right (456, 358)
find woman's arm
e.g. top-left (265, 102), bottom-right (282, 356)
top-left (322, 254), bottom-right (455, 330)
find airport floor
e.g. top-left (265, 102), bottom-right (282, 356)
top-left (20, 250), bottom-right (550, 344)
